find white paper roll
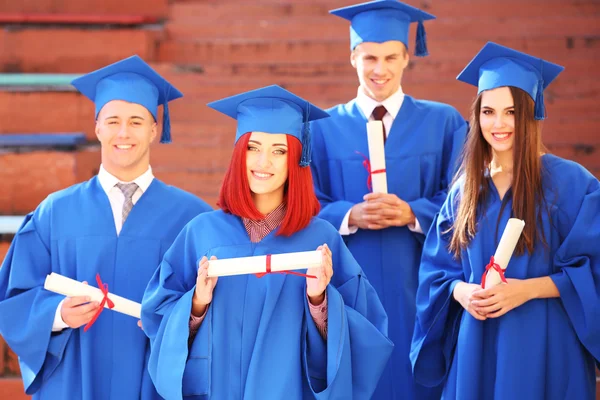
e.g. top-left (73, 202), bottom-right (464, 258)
top-left (44, 273), bottom-right (141, 319)
top-left (366, 121), bottom-right (388, 194)
top-left (207, 250), bottom-right (322, 277)
top-left (483, 218), bottom-right (525, 288)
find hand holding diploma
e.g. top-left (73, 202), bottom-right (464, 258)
top-left (192, 256), bottom-right (219, 317)
top-left (44, 273), bottom-right (142, 331)
top-left (306, 244), bottom-right (333, 305)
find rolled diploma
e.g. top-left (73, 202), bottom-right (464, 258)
top-left (484, 218), bottom-right (525, 287)
top-left (366, 120), bottom-right (388, 193)
top-left (207, 250), bottom-right (322, 277)
top-left (44, 273), bottom-right (141, 319)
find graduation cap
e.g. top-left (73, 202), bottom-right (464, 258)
top-left (207, 85), bottom-right (329, 167)
top-left (456, 42), bottom-right (565, 120)
top-left (71, 55), bottom-right (183, 143)
top-left (330, 0), bottom-right (435, 56)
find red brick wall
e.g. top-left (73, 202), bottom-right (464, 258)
top-left (0, 0), bottom-right (598, 397)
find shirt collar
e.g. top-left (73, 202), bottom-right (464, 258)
top-left (243, 202), bottom-right (287, 231)
top-left (356, 86), bottom-right (405, 120)
top-left (98, 165), bottom-right (154, 196)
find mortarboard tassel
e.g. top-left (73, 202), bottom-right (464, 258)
top-left (534, 61), bottom-right (545, 120)
top-left (415, 20), bottom-right (429, 57)
top-left (160, 84), bottom-right (172, 143)
top-left (299, 103), bottom-right (312, 167)
top-left (160, 100), bottom-right (172, 143)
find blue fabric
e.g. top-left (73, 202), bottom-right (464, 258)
top-left (206, 85), bottom-right (329, 145)
top-left (456, 42), bottom-right (564, 120)
top-left (329, 0), bottom-right (435, 51)
top-left (0, 177), bottom-right (211, 399)
top-left (141, 211), bottom-right (393, 400)
top-left (411, 154), bottom-right (600, 399)
top-left (310, 95), bottom-right (467, 399)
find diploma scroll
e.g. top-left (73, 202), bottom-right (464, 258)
top-left (44, 273), bottom-right (141, 319)
top-left (207, 250), bottom-right (322, 278)
top-left (366, 121), bottom-right (388, 193)
top-left (482, 218), bottom-right (525, 288)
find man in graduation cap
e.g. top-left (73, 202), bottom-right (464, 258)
top-left (309, 1), bottom-right (468, 399)
top-left (0, 55), bottom-right (212, 399)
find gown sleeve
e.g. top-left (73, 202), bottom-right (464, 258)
top-left (141, 221), bottom-right (204, 400)
top-left (409, 187), bottom-right (466, 387)
top-left (302, 231), bottom-right (394, 399)
top-left (549, 166), bottom-right (600, 364)
top-left (408, 119), bottom-right (467, 235)
top-left (309, 121), bottom-right (356, 230)
top-left (0, 205), bottom-right (73, 395)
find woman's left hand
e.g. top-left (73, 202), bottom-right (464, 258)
top-left (306, 244), bottom-right (333, 305)
top-left (471, 278), bottom-right (533, 318)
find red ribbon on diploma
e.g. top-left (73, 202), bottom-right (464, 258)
top-left (480, 256), bottom-right (508, 289)
top-left (355, 151), bottom-right (386, 191)
top-left (255, 254), bottom-right (317, 279)
top-left (84, 274), bottom-right (115, 332)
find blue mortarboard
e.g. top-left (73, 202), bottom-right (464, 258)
top-left (71, 55), bottom-right (183, 143)
top-left (456, 42), bottom-right (565, 120)
top-left (330, 0), bottom-right (435, 56)
top-left (207, 85), bottom-right (329, 167)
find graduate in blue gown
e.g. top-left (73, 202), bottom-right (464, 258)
top-left (141, 85), bottom-right (393, 400)
top-left (411, 42), bottom-right (600, 399)
top-left (309, 1), bottom-right (468, 398)
top-left (0, 56), bottom-right (211, 399)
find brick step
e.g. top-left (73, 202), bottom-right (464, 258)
top-left (0, 149), bottom-right (99, 214)
top-left (158, 37), bottom-right (600, 66)
top-left (1, 88), bottom-right (597, 145)
top-left (0, 378), bottom-right (29, 400)
top-left (164, 15), bottom-right (600, 41)
top-left (167, 0), bottom-right (599, 24)
top-left (0, 0), bottom-right (168, 18)
top-left (0, 27), bottom-right (160, 73)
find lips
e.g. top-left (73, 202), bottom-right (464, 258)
top-left (371, 78), bottom-right (388, 87)
top-left (491, 132), bottom-right (512, 141)
top-left (252, 171), bottom-right (273, 180)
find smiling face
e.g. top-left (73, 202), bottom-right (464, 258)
top-left (351, 40), bottom-right (409, 102)
top-left (95, 100), bottom-right (157, 181)
top-left (479, 86), bottom-right (516, 159)
top-left (245, 131), bottom-right (289, 209)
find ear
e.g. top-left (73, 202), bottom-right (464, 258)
top-left (350, 49), bottom-right (357, 69)
top-left (95, 120), bottom-right (101, 140)
top-left (150, 122), bottom-right (158, 144)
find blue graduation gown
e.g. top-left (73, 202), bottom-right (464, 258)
top-left (310, 95), bottom-right (467, 399)
top-left (141, 210), bottom-right (393, 400)
top-left (411, 154), bottom-right (600, 399)
top-left (0, 176), bottom-right (211, 400)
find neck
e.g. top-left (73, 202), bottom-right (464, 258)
top-left (252, 191), bottom-right (284, 216)
top-left (103, 162), bottom-right (149, 182)
top-left (490, 150), bottom-right (514, 175)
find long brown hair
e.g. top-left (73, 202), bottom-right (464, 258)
top-left (449, 86), bottom-right (548, 258)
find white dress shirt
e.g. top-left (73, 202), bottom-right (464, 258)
top-left (52, 165), bottom-right (155, 332)
top-left (340, 87), bottom-right (423, 235)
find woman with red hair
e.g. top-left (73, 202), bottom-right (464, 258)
top-left (141, 85), bottom-right (393, 400)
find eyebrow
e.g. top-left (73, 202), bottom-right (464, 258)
top-left (481, 105), bottom-right (514, 110)
top-left (105, 115), bottom-right (146, 120)
top-left (249, 139), bottom-right (288, 147)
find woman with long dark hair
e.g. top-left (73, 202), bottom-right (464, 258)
top-left (141, 85), bottom-right (393, 400)
top-left (411, 43), bottom-right (600, 399)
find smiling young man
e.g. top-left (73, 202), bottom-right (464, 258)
top-left (309, 1), bottom-right (468, 399)
top-left (0, 56), bottom-right (211, 400)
